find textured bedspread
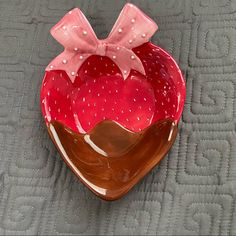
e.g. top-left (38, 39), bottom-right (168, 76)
top-left (0, 0), bottom-right (236, 235)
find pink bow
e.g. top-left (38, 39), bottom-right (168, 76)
top-left (46, 3), bottom-right (158, 82)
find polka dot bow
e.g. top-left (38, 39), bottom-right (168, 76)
top-left (46, 3), bottom-right (158, 82)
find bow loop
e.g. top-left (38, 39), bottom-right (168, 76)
top-left (107, 4), bottom-right (158, 49)
top-left (50, 8), bottom-right (98, 53)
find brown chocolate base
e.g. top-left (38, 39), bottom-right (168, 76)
top-left (47, 119), bottom-right (178, 201)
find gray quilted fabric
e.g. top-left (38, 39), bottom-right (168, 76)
top-left (0, 0), bottom-right (236, 235)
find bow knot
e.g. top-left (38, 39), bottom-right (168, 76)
top-left (96, 41), bottom-right (107, 56)
top-left (46, 3), bottom-right (158, 82)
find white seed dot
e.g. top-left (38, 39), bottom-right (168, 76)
top-left (69, 11), bottom-right (72, 14)
top-left (133, 98), bottom-right (136, 102)
top-left (148, 107), bottom-right (152, 111)
top-left (83, 97), bottom-right (85, 102)
top-left (83, 30), bottom-right (87, 35)
top-left (112, 55), bottom-right (116, 59)
top-left (62, 25), bottom-right (66, 30)
top-left (118, 28), bottom-right (122, 33)
top-left (79, 55), bottom-right (83, 60)
top-left (47, 91), bottom-right (50, 96)
top-left (144, 97), bottom-right (147, 101)
top-left (50, 65), bottom-right (53, 69)
top-left (129, 109), bottom-right (132, 112)
top-left (65, 114), bottom-right (67, 118)
top-left (137, 117), bottom-right (140, 121)
top-left (142, 33), bottom-right (146, 38)
top-left (98, 93), bottom-right (100, 97)
top-left (62, 59), bottom-right (67, 64)
top-left (85, 70), bottom-right (88, 74)
top-left (58, 108), bottom-right (60, 113)
top-left (131, 55), bottom-right (135, 60)
top-left (129, 39), bottom-right (133, 44)
top-left (124, 70), bottom-right (127, 74)
top-left (121, 110), bottom-right (124, 114)
top-left (131, 18), bottom-right (135, 23)
top-left (71, 71), bottom-right (75, 76)
top-left (88, 89), bottom-right (91, 93)
top-left (112, 108), bottom-right (115, 111)
top-left (73, 100), bottom-right (75, 104)
top-left (74, 47), bottom-right (78, 51)
top-left (126, 118), bottom-right (129, 122)
top-left (117, 46), bottom-right (120, 50)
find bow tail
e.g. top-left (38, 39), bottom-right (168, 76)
top-left (46, 51), bottom-right (90, 83)
top-left (106, 46), bottom-right (145, 80)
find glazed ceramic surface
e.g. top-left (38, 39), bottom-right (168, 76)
top-left (40, 3), bottom-right (185, 200)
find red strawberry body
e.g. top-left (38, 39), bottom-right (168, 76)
top-left (41, 42), bottom-right (185, 133)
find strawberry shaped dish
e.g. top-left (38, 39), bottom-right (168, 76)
top-left (40, 3), bottom-right (185, 200)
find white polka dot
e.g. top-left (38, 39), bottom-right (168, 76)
top-left (117, 46), bottom-right (120, 50)
top-left (115, 90), bottom-right (118, 93)
top-left (88, 89), bottom-right (91, 93)
top-left (131, 18), bottom-right (135, 23)
top-left (131, 55), bottom-right (135, 60)
top-left (118, 28), bottom-right (122, 33)
top-left (73, 100), bottom-right (75, 104)
top-left (129, 39), bottom-right (133, 44)
top-left (148, 107), bottom-right (152, 111)
top-left (82, 97), bottom-right (85, 102)
top-left (112, 108), bottom-right (115, 111)
top-left (88, 103), bottom-right (90, 107)
top-left (65, 114), bottom-right (67, 118)
top-left (69, 11), bottom-right (72, 14)
top-left (104, 99), bottom-right (107, 102)
top-left (58, 108), bottom-right (60, 113)
top-left (47, 91), bottom-right (50, 96)
top-left (129, 109), bottom-right (132, 112)
top-left (124, 70), bottom-right (127, 74)
top-left (79, 55), bottom-right (83, 60)
top-left (62, 25), bottom-right (66, 30)
top-left (83, 30), bottom-right (87, 35)
top-left (121, 110), bottom-right (124, 114)
top-left (74, 47), bottom-right (78, 51)
top-left (137, 117), bottom-right (140, 121)
top-left (112, 55), bottom-right (116, 59)
top-left (62, 59), bottom-right (67, 64)
top-left (126, 118), bottom-right (129, 122)
top-left (133, 98), bottom-right (136, 102)
top-left (50, 65), bottom-right (53, 69)
top-left (144, 97), bottom-right (147, 101)
top-left (71, 71), bottom-right (75, 76)
top-left (142, 33), bottom-right (146, 38)
top-left (97, 93), bottom-right (100, 97)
